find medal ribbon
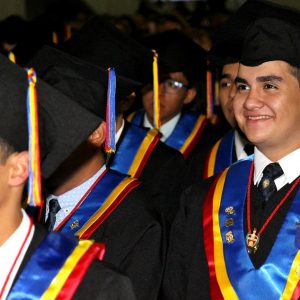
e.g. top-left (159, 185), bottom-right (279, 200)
top-left (110, 125), bottom-right (161, 178)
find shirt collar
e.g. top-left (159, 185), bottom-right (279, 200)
top-left (234, 130), bottom-right (248, 160)
top-left (253, 147), bottom-right (300, 189)
top-left (143, 113), bottom-right (181, 142)
top-left (115, 118), bottom-right (125, 144)
top-left (47, 164), bottom-right (106, 212)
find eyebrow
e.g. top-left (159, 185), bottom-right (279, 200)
top-left (221, 73), bottom-right (233, 80)
top-left (256, 75), bottom-right (283, 82)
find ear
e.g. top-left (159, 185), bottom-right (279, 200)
top-left (183, 87), bottom-right (197, 105)
top-left (8, 151), bottom-right (29, 187)
top-left (87, 122), bottom-right (106, 148)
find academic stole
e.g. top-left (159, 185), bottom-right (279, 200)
top-left (203, 130), bottom-right (235, 179)
top-left (128, 110), bottom-right (207, 159)
top-left (164, 112), bottom-right (206, 158)
top-left (7, 232), bottom-right (105, 300)
top-left (203, 159), bottom-right (300, 300)
top-left (56, 169), bottom-right (140, 239)
top-left (110, 125), bottom-right (161, 178)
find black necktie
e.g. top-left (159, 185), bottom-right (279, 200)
top-left (45, 198), bottom-right (61, 231)
top-left (258, 163), bottom-right (284, 202)
top-left (244, 143), bottom-right (254, 156)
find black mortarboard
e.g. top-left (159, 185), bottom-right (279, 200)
top-left (60, 16), bottom-right (154, 85)
top-left (216, 0), bottom-right (300, 47)
top-left (0, 54), bottom-right (101, 179)
top-left (142, 29), bottom-right (207, 86)
top-left (28, 45), bottom-right (140, 117)
top-left (240, 17), bottom-right (300, 68)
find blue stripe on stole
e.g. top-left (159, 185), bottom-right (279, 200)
top-left (165, 111), bottom-right (200, 151)
top-left (110, 124), bottom-right (149, 174)
top-left (130, 110), bottom-right (144, 126)
top-left (220, 159), bottom-right (300, 299)
top-left (60, 170), bottom-right (128, 235)
top-left (8, 232), bottom-right (78, 300)
top-left (214, 130), bottom-right (235, 175)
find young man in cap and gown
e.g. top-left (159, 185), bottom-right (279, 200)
top-left (163, 13), bottom-right (300, 300)
top-left (28, 44), bottom-right (165, 300)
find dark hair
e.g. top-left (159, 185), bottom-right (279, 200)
top-left (289, 65), bottom-right (300, 86)
top-left (0, 137), bottom-right (15, 164)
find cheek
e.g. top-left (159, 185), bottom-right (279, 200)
top-left (232, 96), bottom-right (244, 120)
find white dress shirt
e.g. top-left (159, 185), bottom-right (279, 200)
top-left (46, 165), bottom-right (106, 229)
top-left (253, 147), bottom-right (300, 191)
top-left (115, 118), bottom-right (125, 145)
top-left (0, 210), bottom-right (34, 300)
top-left (234, 130), bottom-right (249, 160)
top-left (143, 113), bottom-right (181, 142)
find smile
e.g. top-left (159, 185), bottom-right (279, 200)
top-left (247, 116), bottom-right (272, 120)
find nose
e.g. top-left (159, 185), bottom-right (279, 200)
top-left (243, 88), bottom-right (264, 111)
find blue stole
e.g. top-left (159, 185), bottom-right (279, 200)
top-left (128, 110), bottom-right (144, 127)
top-left (110, 123), bottom-right (160, 177)
top-left (216, 159), bottom-right (300, 299)
top-left (56, 169), bottom-right (139, 238)
top-left (8, 233), bottom-right (82, 299)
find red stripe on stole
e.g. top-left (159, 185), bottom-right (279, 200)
top-left (291, 280), bottom-right (300, 300)
top-left (182, 119), bottom-right (207, 159)
top-left (134, 133), bottom-right (160, 178)
top-left (56, 243), bottom-right (106, 300)
top-left (80, 180), bottom-right (141, 239)
top-left (202, 174), bottom-right (223, 299)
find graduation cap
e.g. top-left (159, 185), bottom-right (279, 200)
top-left (60, 15), bottom-right (154, 85)
top-left (28, 45), bottom-right (140, 115)
top-left (29, 45), bottom-right (140, 151)
top-left (240, 17), bottom-right (300, 68)
top-left (216, 0), bottom-right (300, 48)
top-left (0, 54), bottom-right (101, 181)
top-left (142, 29), bottom-right (207, 86)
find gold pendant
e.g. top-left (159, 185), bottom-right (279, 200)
top-left (245, 228), bottom-right (260, 254)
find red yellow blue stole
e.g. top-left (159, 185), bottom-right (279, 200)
top-left (203, 130), bottom-right (235, 179)
top-left (128, 110), bottom-right (207, 159)
top-left (56, 169), bottom-right (140, 239)
top-left (203, 158), bottom-right (300, 299)
top-left (8, 232), bottom-right (105, 300)
top-left (164, 112), bottom-right (206, 158)
top-left (110, 124), bottom-right (161, 178)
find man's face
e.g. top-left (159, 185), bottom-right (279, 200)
top-left (142, 72), bottom-right (194, 125)
top-left (219, 63), bottom-right (239, 128)
top-left (233, 60), bottom-right (300, 159)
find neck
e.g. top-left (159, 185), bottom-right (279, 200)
top-left (0, 194), bottom-right (23, 246)
top-left (257, 144), bottom-right (300, 161)
top-left (49, 143), bottom-right (106, 196)
top-left (116, 115), bottom-right (124, 132)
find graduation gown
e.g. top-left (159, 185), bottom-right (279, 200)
top-left (109, 121), bottom-right (188, 225)
top-left (50, 169), bottom-right (165, 300)
top-left (10, 225), bottom-right (137, 300)
top-left (163, 158), bottom-right (300, 300)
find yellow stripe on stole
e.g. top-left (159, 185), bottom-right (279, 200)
top-left (213, 168), bottom-right (238, 300)
top-left (179, 115), bottom-right (206, 155)
top-left (126, 112), bottom-right (136, 122)
top-left (41, 240), bottom-right (93, 299)
top-left (128, 128), bottom-right (159, 177)
top-left (206, 139), bottom-right (222, 178)
top-left (281, 251), bottom-right (300, 299)
top-left (75, 177), bottom-right (137, 238)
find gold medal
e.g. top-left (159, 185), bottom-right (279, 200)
top-left (245, 228), bottom-right (260, 254)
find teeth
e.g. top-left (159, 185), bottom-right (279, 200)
top-left (247, 116), bottom-right (271, 120)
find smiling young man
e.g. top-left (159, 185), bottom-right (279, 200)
top-left (163, 16), bottom-right (300, 300)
